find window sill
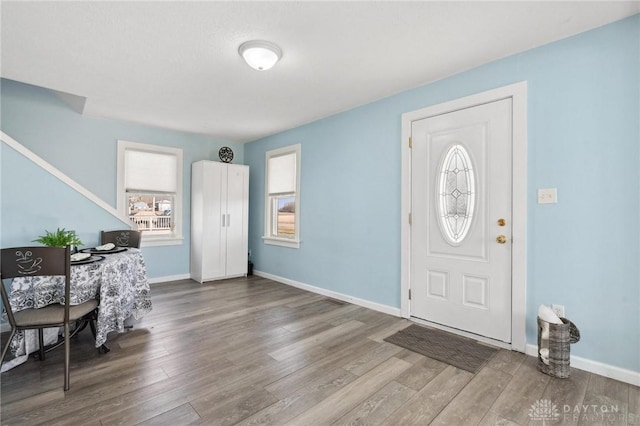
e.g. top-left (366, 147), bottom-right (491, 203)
top-left (263, 236), bottom-right (300, 249)
top-left (140, 235), bottom-right (184, 247)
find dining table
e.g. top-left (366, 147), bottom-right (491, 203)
top-left (2, 247), bottom-right (152, 371)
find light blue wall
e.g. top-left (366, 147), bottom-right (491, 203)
top-left (245, 15), bottom-right (640, 371)
top-left (1, 143), bottom-right (127, 246)
top-left (1, 79), bottom-right (244, 279)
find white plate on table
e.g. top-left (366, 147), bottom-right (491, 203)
top-left (70, 255), bottom-right (105, 265)
top-left (70, 252), bottom-right (91, 262)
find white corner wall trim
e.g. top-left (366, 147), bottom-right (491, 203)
top-left (1, 131), bottom-right (131, 226)
top-left (254, 270), bottom-right (402, 317)
top-left (525, 344), bottom-right (640, 386)
top-left (148, 274), bottom-right (192, 284)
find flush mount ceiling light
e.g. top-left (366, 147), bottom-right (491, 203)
top-left (238, 40), bottom-right (282, 71)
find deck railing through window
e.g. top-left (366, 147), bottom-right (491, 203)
top-left (129, 215), bottom-right (172, 232)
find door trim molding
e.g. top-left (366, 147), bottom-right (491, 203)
top-left (400, 81), bottom-right (527, 352)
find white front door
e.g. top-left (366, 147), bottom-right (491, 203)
top-left (410, 98), bottom-right (512, 343)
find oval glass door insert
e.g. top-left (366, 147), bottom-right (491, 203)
top-left (437, 144), bottom-right (476, 244)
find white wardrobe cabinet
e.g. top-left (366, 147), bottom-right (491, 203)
top-left (191, 160), bottom-right (249, 283)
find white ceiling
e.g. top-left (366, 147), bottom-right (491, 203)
top-left (2, 1), bottom-right (639, 143)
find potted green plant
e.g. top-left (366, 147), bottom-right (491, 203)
top-left (33, 228), bottom-right (83, 251)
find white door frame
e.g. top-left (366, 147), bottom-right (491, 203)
top-left (400, 81), bottom-right (527, 352)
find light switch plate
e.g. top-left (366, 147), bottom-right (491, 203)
top-left (538, 188), bottom-right (557, 204)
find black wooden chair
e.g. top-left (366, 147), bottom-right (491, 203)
top-left (0, 246), bottom-right (99, 391)
top-left (100, 230), bottom-right (142, 248)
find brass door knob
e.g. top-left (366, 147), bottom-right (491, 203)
top-left (497, 218), bottom-right (506, 226)
top-left (496, 235), bottom-right (507, 244)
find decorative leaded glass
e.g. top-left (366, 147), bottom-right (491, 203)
top-left (437, 144), bottom-right (476, 244)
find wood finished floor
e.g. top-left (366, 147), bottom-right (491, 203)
top-left (1, 276), bottom-right (638, 425)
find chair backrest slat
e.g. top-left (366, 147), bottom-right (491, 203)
top-left (100, 230), bottom-right (142, 248)
top-left (1, 245), bottom-right (71, 323)
top-left (1, 246), bottom-right (68, 279)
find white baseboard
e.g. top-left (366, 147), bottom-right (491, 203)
top-left (148, 273), bottom-right (192, 285)
top-left (255, 270), bottom-right (639, 387)
top-left (525, 344), bottom-right (640, 386)
top-left (254, 270), bottom-right (401, 317)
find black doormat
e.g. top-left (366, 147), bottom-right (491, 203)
top-left (384, 324), bottom-right (498, 373)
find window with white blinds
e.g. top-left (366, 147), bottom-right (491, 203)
top-left (124, 150), bottom-right (178, 193)
top-left (264, 144), bottom-right (301, 248)
top-left (117, 140), bottom-right (183, 246)
top-left (268, 153), bottom-right (296, 194)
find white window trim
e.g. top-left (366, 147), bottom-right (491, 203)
top-left (117, 140), bottom-right (183, 247)
top-left (263, 144), bottom-right (301, 249)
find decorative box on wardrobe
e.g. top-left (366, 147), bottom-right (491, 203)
top-left (191, 160), bottom-right (249, 283)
